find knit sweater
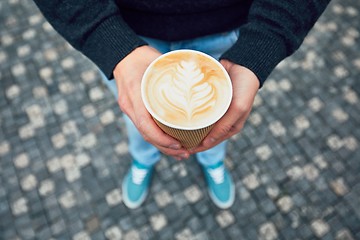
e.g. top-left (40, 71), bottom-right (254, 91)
top-left (33, 0), bottom-right (330, 86)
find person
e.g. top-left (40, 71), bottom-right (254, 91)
top-left (33, 0), bottom-right (330, 209)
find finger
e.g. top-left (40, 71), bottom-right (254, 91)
top-left (122, 96), bottom-right (191, 156)
top-left (137, 114), bottom-right (180, 147)
top-left (191, 114), bottom-right (246, 154)
top-left (156, 145), bottom-right (190, 160)
top-left (124, 78), bottom-right (184, 150)
top-left (202, 106), bottom-right (241, 146)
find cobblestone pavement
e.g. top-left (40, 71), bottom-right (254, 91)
top-left (1, 0), bottom-right (360, 239)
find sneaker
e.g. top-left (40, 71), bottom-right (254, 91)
top-left (202, 161), bottom-right (235, 209)
top-left (122, 160), bottom-right (153, 209)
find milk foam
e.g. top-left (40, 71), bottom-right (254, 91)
top-left (143, 51), bottom-right (232, 129)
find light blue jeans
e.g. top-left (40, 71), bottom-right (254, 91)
top-left (101, 29), bottom-right (239, 167)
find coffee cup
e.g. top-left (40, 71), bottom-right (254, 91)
top-left (141, 50), bottom-right (232, 149)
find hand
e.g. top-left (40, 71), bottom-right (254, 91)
top-left (113, 46), bottom-right (190, 160)
top-left (190, 59), bottom-right (260, 154)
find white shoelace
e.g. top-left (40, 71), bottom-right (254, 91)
top-left (131, 166), bottom-right (148, 185)
top-left (208, 166), bottom-right (225, 184)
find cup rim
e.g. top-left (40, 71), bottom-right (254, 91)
top-left (141, 49), bottom-right (232, 130)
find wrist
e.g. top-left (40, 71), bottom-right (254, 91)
top-left (220, 59), bottom-right (260, 90)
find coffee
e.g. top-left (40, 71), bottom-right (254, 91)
top-left (142, 50), bottom-right (232, 130)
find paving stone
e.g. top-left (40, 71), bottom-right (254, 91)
top-left (171, 162), bottom-right (188, 177)
top-left (330, 178), bottom-right (349, 196)
top-left (1, 0), bottom-right (360, 239)
top-left (65, 167), bottom-right (81, 182)
top-left (59, 81), bottom-right (76, 94)
top-left (258, 222), bottom-right (278, 240)
top-left (85, 215), bottom-right (100, 233)
top-left (59, 190), bottom-right (76, 209)
top-left (237, 182), bottom-right (251, 200)
top-left (215, 210), bottom-right (235, 228)
top-left (303, 164), bottom-right (319, 181)
top-left (47, 157), bottom-right (62, 173)
top-left (80, 133), bottom-right (97, 149)
top-left (20, 174), bottom-right (38, 191)
top-left (37, 226), bottom-right (52, 240)
top-left (260, 198), bottom-right (277, 215)
top-left (73, 231), bottom-right (91, 240)
top-left (18, 124), bottom-right (35, 139)
top-left (191, 231), bottom-right (209, 240)
top-left (6, 84), bottom-right (21, 99)
top-left (308, 96), bottom-right (325, 112)
top-left (51, 218), bottom-right (66, 236)
top-left (313, 154), bottom-right (328, 169)
top-left (13, 153), bottom-right (30, 169)
top-left (242, 173), bottom-right (260, 190)
top-left (61, 57), bottom-right (76, 69)
top-left (210, 228), bottom-right (228, 240)
top-left (150, 213), bottom-right (168, 232)
top-left (172, 192), bottom-right (188, 209)
top-left (105, 226), bottom-right (122, 240)
top-left (81, 104), bottom-right (97, 118)
top-left (343, 136), bottom-right (358, 151)
top-left (89, 87), bottom-right (105, 101)
top-left (154, 190), bottom-right (173, 208)
top-left (123, 229), bottom-right (140, 240)
top-left (183, 185), bottom-right (203, 203)
top-left (11, 197), bottom-right (28, 216)
top-left (100, 110), bottom-right (115, 125)
top-left (51, 132), bottom-right (67, 149)
top-left (175, 228), bottom-right (194, 240)
top-left (266, 184), bottom-right (280, 199)
top-left (286, 165), bottom-right (303, 180)
top-left (81, 70), bottom-right (97, 84)
top-left (336, 229), bottom-right (355, 240)
top-left (138, 225), bottom-right (155, 240)
top-left (105, 188), bottom-right (122, 207)
top-left (269, 120), bottom-right (287, 137)
top-left (255, 144), bottom-right (273, 161)
top-left (18, 226), bottom-right (36, 239)
top-left (311, 219), bottom-right (330, 238)
top-left (332, 108), bottom-right (349, 123)
top-left (60, 154), bottom-right (76, 169)
top-left (11, 63), bottom-right (26, 76)
top-left (248, 112), bottom-right (263, 126)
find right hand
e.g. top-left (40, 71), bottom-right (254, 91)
top-left (113, 46), bottom-right (190, 160)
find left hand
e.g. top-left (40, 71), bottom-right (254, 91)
top-left (190, 59), bottom-right (260, 154)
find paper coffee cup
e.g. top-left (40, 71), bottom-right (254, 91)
top-left (141, 50), bottom-right (232, 149)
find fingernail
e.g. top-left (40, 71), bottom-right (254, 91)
top-left (170, 143), bottom-right (181, 150)
top-left (180, 153), bottom-right (188, 159)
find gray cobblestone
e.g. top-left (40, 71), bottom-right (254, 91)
top-left (336, 229), bottom-right (355, 240)
top-left (150, 213), bottom-right (168, 232)
top-left (258, 222), bottom-right (278, 240)
top-left (1, 0), bottom-right (360, 239)
top-left (311, 219), bottom-right (330, 238)
top-left (183, 185), bottom-right (203, 203)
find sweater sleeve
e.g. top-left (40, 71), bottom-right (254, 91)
top-left (220, 0), bottom-right (330, 87)
top-left (33, 0), bottom-right (147, 79)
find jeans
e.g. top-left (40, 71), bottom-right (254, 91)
top-left (101, 29), bottom-right (239, 167)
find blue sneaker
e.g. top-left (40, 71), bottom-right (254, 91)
top-left (122, 160), bottom-right (153, 209)
top-left (202, 161), bottom-right (235, 209)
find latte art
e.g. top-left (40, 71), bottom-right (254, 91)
top-left (142, 50), bottom-right (232, 129)
top-left (158, 60), bottom-right (216, 120)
